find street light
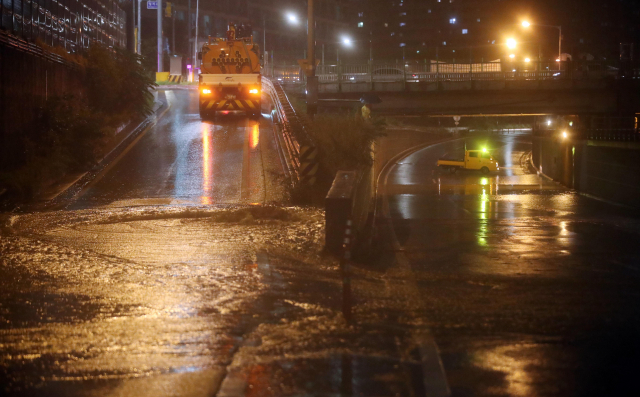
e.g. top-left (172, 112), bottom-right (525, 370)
top-left (342, 37), bottom-right (353, 47)
top-left (525, 57), bottom-right (531, 62)
top-left (287, 12), bottom-right (299, 25)
top-left (507, 38), bottom-right (517, 49)
top-left (521, 20), bottom-right (562, 67)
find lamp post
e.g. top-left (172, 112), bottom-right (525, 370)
top-left (522, 21), bottom-right (562, 67)
top-left (307, 0), bottom-right (317, 116)
top-left (157, 0), bottom-right (163, 72)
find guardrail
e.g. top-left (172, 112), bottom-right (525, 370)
top-left (262, 77), bottom-right (319, 186)
top-left (265, 61), bottom-right (639, 84)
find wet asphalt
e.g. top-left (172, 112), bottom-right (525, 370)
top-left (2, 91), bottom-right (640, 397)
top-left (379, 134), bottom-right (640, 396)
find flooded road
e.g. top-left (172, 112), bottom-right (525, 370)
top-left (380, 134), bottom-right (640, 396)
top-left (0, 90), bottom-right (428, 396)
top-left (71, 89), bottom-right (282, 209)
top-left (3, 99), bottom-right (640, 397)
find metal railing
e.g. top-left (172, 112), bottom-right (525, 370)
top-left (263, 61), bottom-right (639, 84)
top-left (262, 77), bottom-right (317, 185)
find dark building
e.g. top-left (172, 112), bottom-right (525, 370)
top-left (351, 0), bottom-right (640, 64)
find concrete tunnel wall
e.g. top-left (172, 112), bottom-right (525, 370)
top-left (533, 137), bottom-right (640, 208)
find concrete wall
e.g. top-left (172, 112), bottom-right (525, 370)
top-left (533, 137), bottom-right (640, 208)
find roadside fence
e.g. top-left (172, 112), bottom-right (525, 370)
top-left (261, 77), bottom-right (318, 186)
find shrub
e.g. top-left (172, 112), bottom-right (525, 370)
top-left (0, 45), bottom-right (155, 199)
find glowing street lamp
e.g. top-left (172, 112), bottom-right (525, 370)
top-left (525, 57), bottom-right (531, 62)
top-left (509, 54), bottom-right (515, 59)
top-left (507, 38), bottom-right (517, 49)
top-left (342, 37), bottom-right (353, 47)
top-left (521, 20), bottom-right (562, 67)
top-left (286, 12), bottom-right (299, 25)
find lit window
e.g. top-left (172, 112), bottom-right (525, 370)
top-left (358, 22), bottom-right (364, 28)
top-left (400, 22), bottom-right (406, 27)
top-left (449, 18), bottom-right (456, 24)
top-left (400, 43), bottom-right (406, 47)
top-left (400, 12), bottom-right (406, 16)
top-left (462, 29), bottom-right (468, 34)
top-left (443, 41), bottom-right (446, 45)
top-left (477, 18), bottom-right (481, 22)
top-left (391, 32), bottom-right (395, 36)
top-left (428, 9), bottom-right (432, 13)
top-left (358, 12), bottom-right (364, 17)
top-left (384, 23), bottom-right (389, 27)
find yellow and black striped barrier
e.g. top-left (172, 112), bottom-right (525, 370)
top-left (298, 145), bottom-right (319, 186)
top-left (168, 75), bottom-right (182, 83)
top-left (200, 99), bottom-right (259, 111)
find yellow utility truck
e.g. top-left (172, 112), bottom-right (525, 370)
top-left (198, 23), bottom-right (261, 118)
top-left (437, 149), bottom-right (499, 174)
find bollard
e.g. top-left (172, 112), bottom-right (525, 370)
top-left (341, 218), bottom-right (353, 324)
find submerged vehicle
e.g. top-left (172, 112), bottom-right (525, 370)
top-left (437, 149), bottom-right (499, 174)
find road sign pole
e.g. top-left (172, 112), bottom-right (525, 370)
top-left (157, 0), bottom-right (163, 72)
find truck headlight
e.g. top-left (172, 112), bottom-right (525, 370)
top-left (202, 88), bottom-right (212, 95)
top-left (249, 89), bottom-right (259, 94)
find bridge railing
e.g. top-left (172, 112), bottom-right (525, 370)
top-left (263, 60), bottom-right (636, 84)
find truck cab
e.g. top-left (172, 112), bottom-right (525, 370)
top-left (437, 149), bottom-right (499, 174)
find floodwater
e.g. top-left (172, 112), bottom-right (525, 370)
top-left (2, 91), bottom-right (640, 396)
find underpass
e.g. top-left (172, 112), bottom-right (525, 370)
top-left (377, 134), bottom-right (640, 396)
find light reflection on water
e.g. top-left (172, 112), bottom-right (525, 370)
top-left (202, 124), bottom-right (212, 205)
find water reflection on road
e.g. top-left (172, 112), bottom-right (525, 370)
top-left (382, 134), bottom-right (640, 396)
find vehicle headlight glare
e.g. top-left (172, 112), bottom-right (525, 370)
top-left (249, 89), bottom-right (259, 94)
top-left (202, 88), bottom-right (212, 94)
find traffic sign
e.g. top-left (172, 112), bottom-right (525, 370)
top-left (147, 1), bottom-right (158, 9)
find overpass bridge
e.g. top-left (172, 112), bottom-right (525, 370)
top-left (266, 61), bottom-right (640, 116)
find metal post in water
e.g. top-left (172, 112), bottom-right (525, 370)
top-left (340, 218), bottom-right (353, 324)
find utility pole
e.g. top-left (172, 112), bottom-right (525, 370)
top-left (157, 0), bottom-right (163, 72)
top-left (194, 0), bottom-right (199, 69)
top-left (137, 0), bottom-right (141, 54)
top-left (170, 7), bottom-right (175, 55)
top-left (306, 0), bottom-right (318, 116)
top-left (188, 0), bottom-right (191, 62)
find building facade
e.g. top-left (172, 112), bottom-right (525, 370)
top-left (351, 0), bottom-right (640, 63)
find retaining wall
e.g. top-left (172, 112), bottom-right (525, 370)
top-left (533, 137), bottom-right (640, 207)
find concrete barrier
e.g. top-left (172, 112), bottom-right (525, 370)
top-left (325, 168), bottom-right (374, 255)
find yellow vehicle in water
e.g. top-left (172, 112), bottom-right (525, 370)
top-left (437, 149), bottom-right (499, 174)
top-left (198, 23), bottom-right (261, 118)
